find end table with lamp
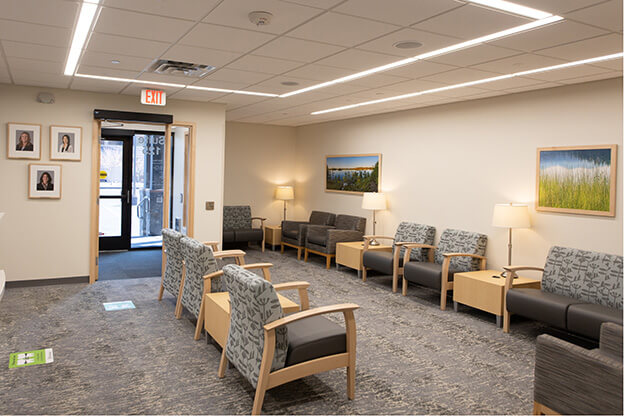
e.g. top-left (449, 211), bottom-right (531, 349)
top-left (275, 186), bottom-right (294, 221)
top-left (492, 203), bottom-right (531, 278)
top-left (362, 192), bottom-right (386, 245)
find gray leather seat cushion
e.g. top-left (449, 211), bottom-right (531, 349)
top-left (506, 289), bottom-right (581, 329)
top-left (223, 230), bottom-right (235, 243)
top-left (566, 303), bottom-right (623, 340)
top-left (285, 315), bottom-right (346, 367)
top-left (308, 232), bottom-right (328, 246)
top-left (403, 261), bottom-right (453, 290)
top-left (363, 250), bottom-right (402, 275)
top-left (234, 229), bottom-right (263, 242)
top-left (284, 229), bottom-right (299, 239)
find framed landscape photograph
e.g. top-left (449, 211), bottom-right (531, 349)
top-left (50, 125), bottom-right (82, 161)
top-left (7, 122), bottom-right (41, 160)
top-left (326, 154), bottom-right (381, 194)
top-left (536, 145), bottom-right (617, 216)
top-left (29, 164), bottom-right (62, 199)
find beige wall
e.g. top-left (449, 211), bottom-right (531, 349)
top-left (224, 122), bottom-right (297, 227)
top-left (295, 78), bottom-right (623, 272)
top-left (0, 83), bottom-right (226, 282)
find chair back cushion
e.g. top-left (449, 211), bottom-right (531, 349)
top-left (223, 205), bottom-right (252, 230)
top-left (394, 222), bottom-right (436, 262)
top-left (335, 214), bottom-right (366, 233)
top-left (161, 228), bottom-right (184, 297)
top-left (542, 246), bottom-right (623, 310)
top-left (179, 236), bottom-right (220, 317)
top-left (435, 229), bottom-right (488, 272)
top-left (223, 264), bottom-right (288, 388)
top-left (309, 210), bottom-right (336, 226)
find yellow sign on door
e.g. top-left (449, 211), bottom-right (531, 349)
top-left (100, 170), bottom-right (107, 180)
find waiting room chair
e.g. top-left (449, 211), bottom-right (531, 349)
top-left (218, 264), bottom-right (359, 415)
top-left (223, 205), bottom-right (266, 251)
top-left (362, 222), bottom-right (436, 292)
top-left (402, 228), bottom-right (488, 310)
top-left (281, 210), bottom-right (336, 259)
top-left (533, 322), bottom-right (623, 415)
top-left (304, 214), bottom-right (366, 269)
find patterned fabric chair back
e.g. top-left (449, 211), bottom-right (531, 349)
top-left (309, 210), bottom-right (336, 226)
top-left (223, 264), bottom-right (288, 388)
top-left (223, 206), bottom-right (252, 230)
top-left (161, 228), bottom-right (184, 297)
top-left (335, 214), bottom-right (366, 233)
top-left (180, 236), bottom-right (221, 318)
top-left (394, 222), bottom-right (436, 262)
top-left (435, 229), bottom-right (488, 272)
top-left (542, 246), bottom-right (623, 310)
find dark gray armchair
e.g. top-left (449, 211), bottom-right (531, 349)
top-left (533, 322), bottom-right (623, 415)
top-left (304, 214), bottom-right (366, 269)
top-left (223, 205), bottom-right (266, 251)
top-left (280, 210), bottom-right (336, 260)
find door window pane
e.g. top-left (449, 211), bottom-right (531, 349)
top-left (99, 198), bottom-right (122, 237)
top-left (100, 140), bottom-right (123, 196)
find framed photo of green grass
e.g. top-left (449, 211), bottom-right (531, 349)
top-left (536, 145), bottom-right (617, 217)
top-left (326, 153), bottom-right (381, 194)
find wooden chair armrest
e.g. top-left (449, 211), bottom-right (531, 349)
top-left (251, 217), bottom-right (267, 221)
top-left (203, 241), bottom-right (219, 251)
top-left (213, 250), bottom-right (246, 259)
top-left (264, 303), bottom-right (359, 331)
top-left (363, 235), bottom-right (394, 240)
top-left (442, 252), bottom-right (487, 260)
top-left (503, 265), bottom-right (544, 273)
top-left (203, 269), bottom-right (224, 280)
top-left (274, 281), bottom-right (310, 310)
top-left (401, 243), bottom-right (436, 249)
top-left (202, 263), bottom-right (273, 281)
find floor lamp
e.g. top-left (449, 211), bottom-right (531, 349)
top-left (362, 192), bottom-right (387, 246)
top-left (492, 203), bottom-right (530, 278)
top-left (275, 186), bottom-right (294, 221)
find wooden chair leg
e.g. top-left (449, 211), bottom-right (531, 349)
top-left (346, 309), bottom-right (357, 400)
top-left (304, 249), bottom-right (309, 262)
top-left (362, 267), bottom-right (367, 282)
top-left (175, 267), bottom-right (186, 318)
top-left (402, 277), bottom-right (408, 296)
top-left (252, 330), bottom-right (275, 416)
top-left (194, 300), bottom-right (205, 340)
top-left (326, 255), bottom-right (331, 270)
top-left (218, 347), bottom-right (228, 378)
top-left (533, 401), bottom-right (542, 415)
top-left (503, 311), bottom-right (511, 333)
top-left (280, 243), bottom-right (284, 254)
top-left (440, 289), bottom-right (447, 311)
top-left (297, 247), bottom-right (302, 260)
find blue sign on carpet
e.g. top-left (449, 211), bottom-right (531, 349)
top-left (103, 301), bottom-right (136, 311)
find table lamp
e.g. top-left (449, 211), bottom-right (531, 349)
top-left (362, 192), bottom-right (387, 245)
top-left (492, 203), bottom-right (530, 277)
top-left (275, 186), bottom-right (294, 221)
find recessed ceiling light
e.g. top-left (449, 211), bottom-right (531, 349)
top-left (248, 11), bottom-right (273, 26)
top-left (393, 40), bottom-right (423, 49)
top-left (281, 81), bottom-right (299, 86)
top-left (111, 59), bottom-right (120, 64)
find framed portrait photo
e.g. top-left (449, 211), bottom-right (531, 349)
top-left (50, 125), bottom-right (82, 161)
top-left (29, 164), bottom-right (62, 199)
top-left (7, 122), bottom-right (41, 160)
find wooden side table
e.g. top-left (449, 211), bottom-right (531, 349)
top-left (453, 269), bottom-right (541, 327)
top-left (264, 225), bottom-right (282, 251)
top-left (336, 241), bottom-right (391, 278)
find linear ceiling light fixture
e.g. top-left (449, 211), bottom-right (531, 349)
top-left (187, 85), bottom-right (278, 97)
top-left (311, 53), bottom-right (622, 115)
top-left (64, 0), bottom-right (101, 76)
top-left (465, 0), bottom-right (552, 19)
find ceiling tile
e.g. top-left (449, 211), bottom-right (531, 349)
top-left (191, 78), bottom-right (252, 91)
top-left (591, 57), bottom-right (623, 71)
top-left (514, 0), bottom-right (607, 14)
top-left (119, 84), bottom-right (183, 97)
top-left (279, 0), bottom-right (346, 9)
top-left (180, 23), bottom-right (275, 53)
top-left (0, 19), bottom-right (70, 47)
top-left (316, 49), bottom-right (401, 71)
top-left (489, 20), bottom-right (608, 52)
top-left (161, 45), bottom-right (241, 68)
top-left (253, 37), bottom-right (344, 62)
top-left (2, 41), bottom-right (66, 63)
top-left (422, 67), bottom-right (502, 84)
top-left (203, 68), bottom-right (272, 85)
top-left (566, 0), bottom-right (622, 32)
top-left (0, 66), bottom-right (11, 84)
top-left (333, 0), bottom-right (461, 26)
top-left (1, 0), bottom-right (78, 28)
top-left (6, 56), bottom-right (62, 74)
top-left (287, 12), bottom-right (399, 47)
top-left (103, 0), bottom-right (221, 21)
top-left (378, 78), bottom-right (447, 93)
top-left (77, 65), bottom-right (141, 79)
top-left (70, 77), bottom-right (126, 93)
top-left (80, 51), bottom-right (153, 72)
top-left (386, 60), bottom-right (458, 79)
top-left (428, 43), bottom-right (520, 67)
top-left (430, 85), bottom-right (492, 98)
top-left (522, 64), bottom-right (612, 82)
top-left (470, 75), bottom-right (546, 91)
top-left (226, 55), bottom-right (303, 75)
top-left (216, 94), bottom-right (270, 110)
top-left (12, 70), bottom-right (70, 88)
top-left (246, 75), bottom-right (320, 94)
top-left (345, 73), bottom-right (409, 89)
top-left (556, 70), bottom-right (622, 85)
top-left (87, 33), bottom-right (170, 59)
top-left (135, 73), bottom-right (194, 86)
top-left (358, 28), bottom-right (461, 58)
top-left (503, 81), bottom-right (562, 93)
top-left (471, 53), bottom-right (567, 74)
top-left (413, 5), bottom-right (531, 40)
top-left (535, 33), bottom-right (622, 62)
top-left (283, 63), bottom-right (352, 81)
top-left (169, 89), bottom-right (227, 102)
top-left (94, 8), bottom-right (195, 43)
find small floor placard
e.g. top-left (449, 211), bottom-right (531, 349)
top-left (9, 348), bottom-right (54, 368)
top-left (103, 300), bottom-right (136, 311)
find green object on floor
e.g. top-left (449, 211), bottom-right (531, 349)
top-left (8, 348), bottom-right (53, 368)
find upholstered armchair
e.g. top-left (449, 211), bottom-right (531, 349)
top-left (223, 205), bottom-right (267, 251)
top-left (304, 214), bottom-right (367, 269)
top-left (178, 236), bottom-right (246, 340)
top-left (281, 210), bottom-right (336, 259)
top-left (402, 228), bottom-right (488, 310)
top-left (218, 264), bottom-right (359, 415)
top-left (362, 222), bottom-right (436, 293)
top-left (533, 322), bottom-right (623, 415)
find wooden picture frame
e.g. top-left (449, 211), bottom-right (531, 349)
top-left (50, 125), bottom-right (82, 161)
top-left (326, 153), bottom-right (382, 195)
top-left (7, 122), bottom-right (41, 160)
top-left (28, 164), bottom-right (62, 199)
top-left (536, 144), bottom-right (617, 217)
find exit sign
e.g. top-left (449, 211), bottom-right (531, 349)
top-left (141, 88), bottom-right (166, 106)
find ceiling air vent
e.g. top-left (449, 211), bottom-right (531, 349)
top-left (149, 59), bottom-right (215, 78)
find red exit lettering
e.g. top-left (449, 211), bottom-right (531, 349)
top-left (141, 89), bottom-right (166, 106)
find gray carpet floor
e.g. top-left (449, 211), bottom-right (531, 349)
top-left (0, 247), bottom-right (545, 415)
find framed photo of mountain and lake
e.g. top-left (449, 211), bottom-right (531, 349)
top-left (536, 145), bottom-right (617, 217)
top-left (326, 154), bottom-right (381, 194)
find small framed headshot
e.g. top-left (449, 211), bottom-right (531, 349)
top-left (7, 122), bottom-right (41, 159)
top-left (29, 164), bottom-right (62, 199)
top-left (50, 125), bottom-right (82, 161)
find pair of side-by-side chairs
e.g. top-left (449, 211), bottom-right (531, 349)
top-left (160, 228), bottom-right (359, 415)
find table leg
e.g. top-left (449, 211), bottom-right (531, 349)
top-left (272, 244), bottom-right (276, 251)
top-left (356, 269), bottom-right (361, 278)
top-left (496, 315), bottom-right (503, 328)
top-left (336, 263), bottom-right (339, 270)
top-left (453, 301), bottom-right (459, 312)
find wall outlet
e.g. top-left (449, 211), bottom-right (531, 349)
top-left (205, 201), bottom-right (214, 210)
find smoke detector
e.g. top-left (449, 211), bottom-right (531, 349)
top-left (149, 59), bottom-right (215, 78)
top-left (393, 40), bottom-right (423, 49)
top-left (248, 11), bottom-right (273, 26)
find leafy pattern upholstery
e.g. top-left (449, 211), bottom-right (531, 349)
top-left (434, 229), bottom-right (488, 272)
top-left (542, 246), bottom-right (623, 310)
top-left (161, 228), bottom-right (184, 298)
top-left (180, 237), bottom-right (222, 318)
top-left (393, 222), bottom-right (436, 262)
top-left (223, 206), bottom-right (252, 230)
top-left (223, 264), bottom-right (288, 388)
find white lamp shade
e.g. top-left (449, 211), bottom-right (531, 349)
top-left (0, 212), bottom-right (4, 221)
top-left (492, 204), bottom-right (530, 228)
top-left (275, 186), bottom-right (294, 200)
top-left (362, 192), bottom-right (387, 210)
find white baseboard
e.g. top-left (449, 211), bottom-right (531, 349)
top-left (0, 270), bottom-right (5, 301)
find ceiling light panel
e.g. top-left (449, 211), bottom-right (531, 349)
top-left (64, 0), bottom-right (100, 75)
top-left (466, 0), bottom-right (552, 19)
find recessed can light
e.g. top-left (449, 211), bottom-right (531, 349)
top-left (111, 59), bottom-right (120, 64)
top-left (393, 40), bottom-right (423, 49)
top-left (281, 81), bottom-right (299, 86)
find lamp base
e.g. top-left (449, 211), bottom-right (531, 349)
top-left (368, 238), bottom-right (380, 246)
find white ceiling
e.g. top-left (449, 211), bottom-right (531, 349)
top-left (0, 0), bottom-right (623, 126)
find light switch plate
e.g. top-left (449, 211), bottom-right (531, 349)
top-left (205, 201), bottom-right (214, 210)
